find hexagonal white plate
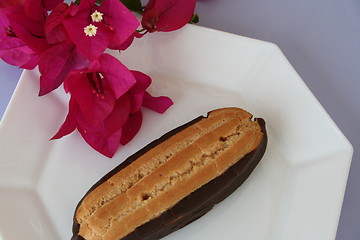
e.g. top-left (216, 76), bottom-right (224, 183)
top-left (0, 25), bottom-right (353, 240)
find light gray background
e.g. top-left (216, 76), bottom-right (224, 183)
top-left (0, 1), bottom-right (358, 239)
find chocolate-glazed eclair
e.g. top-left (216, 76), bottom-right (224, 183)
top-left (71, 107), bottom-right (267, 240)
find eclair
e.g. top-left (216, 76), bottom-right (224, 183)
top-left (71, 107), bottom-right (267, 240)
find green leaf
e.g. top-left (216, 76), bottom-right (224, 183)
top-left (120, 0), bottom-right (143, 14)
top-left (189, 13), bottom-right (199, 24)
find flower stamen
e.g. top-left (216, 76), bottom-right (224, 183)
top-left (86, 72), bottom-right (105, 99)
top-left (3, 26), bottom-right (17, 37)
top-left (84, 24), bottom-right (98, 37)
top-left (91, 10), bottom-right (104, 22)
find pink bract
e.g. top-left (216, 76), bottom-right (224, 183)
top-left (130, 71), bottom-right (174, 114)
top-left (38, 42), bottom-right (88, 96)
top-left (44, 2), bottom-right (71, 44)
top-left (53, 59), bottom-right (173, 158)
top-left (62, 0), bottom-right (139, 61)
top-left (142, 0), bottom-right (196, 32)
top-left (90, 54), bottom-right (137, 99)
top-left (43, 0), bottom-right (64, 11)
top-left (23, 0), bottom-right (64, 21)
top-left (63, 54), bottom-right (136, 126)
top-left (0, 4), bottom-right (47, 69)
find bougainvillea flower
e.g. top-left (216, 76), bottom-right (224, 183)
top-left (63, 54), bottom-right (136, 125)
top-left (23, 0), bottom-right (64, 21)
top-left (129, 70), bottom-right (174, 114)
top-left (0, 38), bottom-right (39, 69)
top-left (44, 2), bottom-right (70, 44)
top-left (0, 5), bottom-right (48, 69)
top-left (38, 42), bottom-right (88, 96)
top-left (4, 3), bottom-right (48, 52)
top-left (62, 0), bottom-right (139, 60)
top-left (142, 0), bottom-right (196, 32)
top-left (0, 11), bottom-right (38, 69)
top-left (53, 94), bottom-right (131, 158)
top-left (119, 70), bottom-right (174, 145)
top-left (52, 59), bottom-right (173, 158)
top-left (51, 54), bottom-right (138, 156)
top-left (8, 15), bottom-right (48, 54)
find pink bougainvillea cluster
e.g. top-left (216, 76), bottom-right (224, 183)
top-left (0, 0), bottom-right (197, 157)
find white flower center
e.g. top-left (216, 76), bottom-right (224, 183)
top-left (91, 10), bottom-right (104, 22)
top-left (84, 24), bottom-right (98, 37)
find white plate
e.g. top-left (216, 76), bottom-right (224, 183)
top-left (0, 24), bottom-right (353, 240)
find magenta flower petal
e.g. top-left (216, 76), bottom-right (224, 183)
top-left (0, 48), bottom-right (38, 69)
top-left (74, 96), bottom-right (130, 158)
top-left (142, 0), bottom-right (196, 32)
top-left (24, 0), bottom-right (45, 21)
top-left (64, 71), bottom-right (117, 126)
top-left (43, 0), bottom-right (65, 11)
top-left (23, 0), bottom-right (63, 20)
top-left (0, 0), bottom-right (24, 8)
top-left (38, 43), bottom-right (88, 96)
top-left (69, 3), bottom-right (80, 16)
top-left (97, 0), bottom-right (139, 48)
top-left (142, 91), bottom-right (174, 113)
top-left (45, 3), bottom-right (70, 44)
top-left (45, 3), bottom-right (68, 31)
top-left (0, 11), bottom-right (38, 69)
top-left (0, 37), bottom-right (39, 69)
top-left (101, 95), bottom-right (130, 138)
top-left (52, 83), bottom-right (132, 157)
top-left (120, 110), bottom-right (143, 145)
top-left (17, 52), bottom-right (39, 69)
top-left (130, 71), bottom-right (152, 90)
top-left (108, 33), bottom-right (134, 51)
top-left (78, 123), bottom-right (123, 158)
top-left (77, 0), bottom-right (93, 10)
top-left (127, 70), bottom-right (152, 113)
top-left (0, 5), bottom-right (47, 69)
top-left (2, 6), bottom-right (48, 54)
top-left (113, 31), bottom-right (144, 51)
top-left (10, 21), bottom-right (48, 54)
top-left (92, 54), bottom-right (136, 98)
top-left (6, 7), bottom-right (46, 40)
top-left (63, 9), bottom-right (112, 61)
top-left (51, 98), bottom-right (78, 140)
